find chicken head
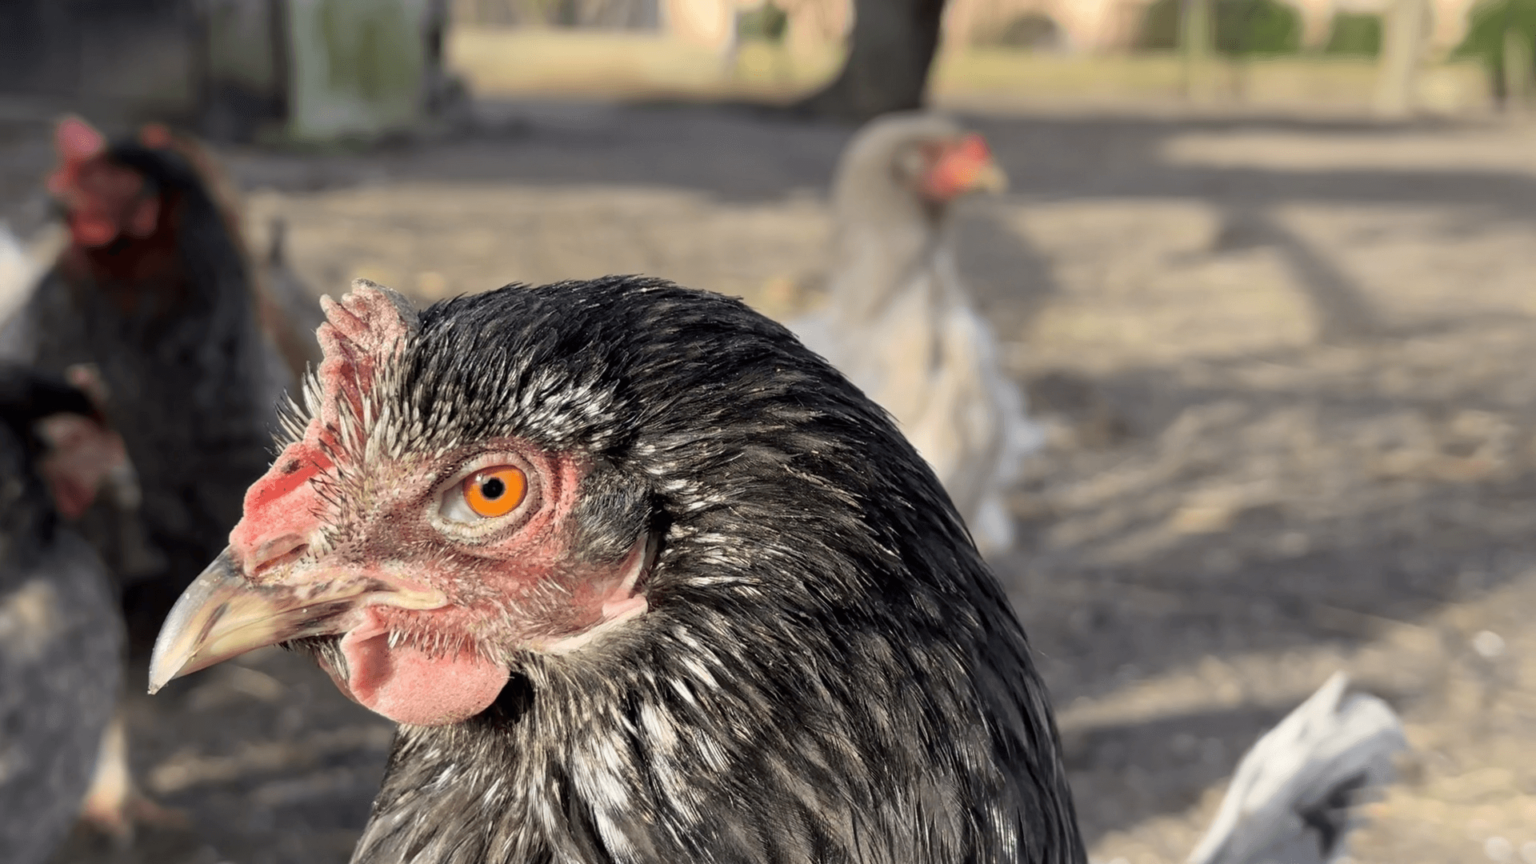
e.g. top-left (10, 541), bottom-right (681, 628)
top-left (149, 281), bottom-right (653, 726)
top-left (48, 117), bottom-right (162, 249)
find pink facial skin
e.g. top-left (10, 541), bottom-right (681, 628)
top-left (221, 283), bottom-right (649, 727)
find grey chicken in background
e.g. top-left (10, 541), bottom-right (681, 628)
top-left (0, 364), bottom-right (124, 864)
top-left (792, 112), bottom-right (1044, 557)
top-left (1186, 672), bottom-right (1407, 864)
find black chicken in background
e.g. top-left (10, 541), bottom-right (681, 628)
top-left (0, 116), bottom-right (301, 647)
top-left (0, 364), bottom-right (124, 864)
top-left (151, 277), bottom-right (1087, 864)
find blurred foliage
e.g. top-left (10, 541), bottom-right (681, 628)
top-left (737, 2), bottom-right (789, 43)
top-left (1323, 12), bottom-right (1382, 56)
top-left (1455, 0), bottom-right (1536, 95)
top-left (1138, 0), bottom-right (1303, 55)
top-left (973, 12), bottom-right (1063, 50)
top-left (456, 0), bottom-right (661, 28)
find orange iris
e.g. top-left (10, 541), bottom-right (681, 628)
top-left (462, 466), bottom-right (527, 518)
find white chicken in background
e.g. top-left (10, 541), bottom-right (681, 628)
top-left (792, 112), bottom-right (1044, 556)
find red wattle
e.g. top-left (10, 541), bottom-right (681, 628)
top-left (338, 612), bottom-right (510, 727)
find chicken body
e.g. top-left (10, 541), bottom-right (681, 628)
top-left (0, 119), bottom-right (293, 639)
top-left (793, 113), bottom-right (1043, 556)
top-left (152, 277), bottom-right (1086, 864)
top-left (0, 367), bottom-right (124, 864)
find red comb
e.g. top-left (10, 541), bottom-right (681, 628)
top-left (48, 116), bottom-right (106, 198)
top-left (56, 116), bottom-right (106, 162)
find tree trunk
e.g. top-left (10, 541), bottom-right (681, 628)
top-left (1504, 26), bottom-right (1534, 114)
top-left (793, 0), bottom-right (946, 122)
top-left (1180, 0), bottom-right (1215, 102)
top-left (1374, 0), bottom-right (1428, 118)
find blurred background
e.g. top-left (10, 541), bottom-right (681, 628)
top-left (2, 1), bottom-right (1535, 863)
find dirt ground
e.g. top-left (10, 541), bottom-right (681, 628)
top-left (2, 94), bottom-right (1534, 864)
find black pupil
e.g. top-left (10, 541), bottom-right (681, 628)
top-left (480, 476), bottom-right (506, 500)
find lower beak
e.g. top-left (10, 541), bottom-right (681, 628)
top-left (147, 548), bottom-right (445, 694)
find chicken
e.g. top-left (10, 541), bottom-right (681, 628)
top-left (1188, 672), bottom-right (1406, 864)
top-left (792, 113), bottom-right (1044, 557)
top-left (0, 115), bottom-right (296, 644)
top-left (150, 277), bottom-right (1086, 864)
top-left (0, 364), bottom-right (124, 864)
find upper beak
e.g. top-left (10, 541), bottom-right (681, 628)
top-left (148, 548), bottom-right (446, 694)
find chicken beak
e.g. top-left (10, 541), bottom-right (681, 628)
top-left (147, 548), bottom-right (446, 694)
top-left (970, 159), bottom-right (1009, 194)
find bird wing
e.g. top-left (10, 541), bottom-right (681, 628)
top-left (1186, 672), bottom-right (1407, 864)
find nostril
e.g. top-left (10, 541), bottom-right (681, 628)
top-left (249, 534), bottom-right (308, 578)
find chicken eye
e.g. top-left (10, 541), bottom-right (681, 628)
top-left (459, 467), bottom-right (527, 519)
